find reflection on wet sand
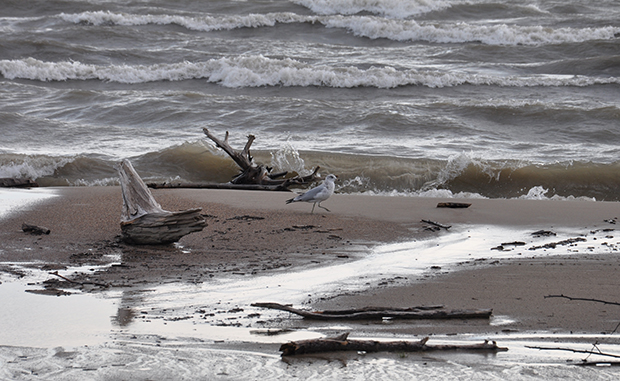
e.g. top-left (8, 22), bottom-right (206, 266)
top-left (3, 223), bottom-right (620, 378)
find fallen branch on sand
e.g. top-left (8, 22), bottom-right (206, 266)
top-left (279, 332), bottom-right (507, 356)
top-left (544, 294), bottom-right (620, 307)
top-left (251, 302), bottom-right (492, 320)
top-left (421, 219), bottom-right (451, 230)
top-left (526, 345), bottom-right (620, 360)
top-left (48, 271), bottom-right (109, 288)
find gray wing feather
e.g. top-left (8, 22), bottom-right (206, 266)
top-left (295, 184), bottom-right (327, 202)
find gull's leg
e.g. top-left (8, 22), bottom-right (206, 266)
top-left (317, 202), bottom-right (330, 212)
top-left (311, 203), bottom-right (316, 214)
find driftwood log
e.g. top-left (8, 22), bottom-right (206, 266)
top-left (147, 182), bottom-right (290, 191)
top-left (22, 223), bottom-right (50, 235)
top-left (118, 159), bottom-right (206, 245)
top-left (437, 202), bottom-right (471, 208)
top-left (280, 333), bottom-right (507, 356)
top-left (1, 178), bottom-right (38, 188)
top-left (251, 302), bottom-right (492, 320)
top-left (203, 128), bottom-right (320, 189)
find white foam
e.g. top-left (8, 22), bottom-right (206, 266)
top-left (269, 143), bottom-right (312, 176)
top-left (0, 154), bottom-right (72, 179)
top-left (292, 0), bottom-right (454, 18)
top-left (58, 10), bottom-right (620, 46)
top-left (324, 15), bottom-right (619, 45)
top-left (2, 57), bottom-right (619, 88)
top-left (59, 10), bottom-right (312, 32)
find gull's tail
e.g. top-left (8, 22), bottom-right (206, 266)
top-left (286, 197), bottom-right (296, 204)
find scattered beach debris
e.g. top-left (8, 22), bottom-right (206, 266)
top-left (25, 288), bottom-right (72, 296)
top-left (279, 333), bottom-right (507, 356)
top-left (291, 225), bottom-right (319, 230)
top-left (118, 159), bottom-right (206, 245)
top-left (21, 223), bottom-right (50, 235)
top-left (604, 217), bottom-right (618, 224)
top-left (492, 241), bottom-right (527, 251)
top-left (250, 328), bottom-right (294, 336)
top-left (227, 215), bottom-right (265, 221)
top-left (531, 230), bottom-right (556, 237)
top-left (421, 219), bottom-right (451, 231)
top-left (528, 237), bottom-right (586, 250)
top-left (436, 202), bottom-right (472, 208)
top-left (0, 178), bottom-right (38, 188)
top-left (251, 302), bottom-right (492, 320)
top-left (203, 128), bottom-right (320, 189)
top-left (502, 241), bottom-right (526, 246)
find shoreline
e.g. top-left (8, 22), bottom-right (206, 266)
top-left (1, 186), bottom-right (620, 339)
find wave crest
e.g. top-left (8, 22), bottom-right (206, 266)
top-left (292, 0), bottom-right (453, 18)
top-left (57, 11), bottom-right (620, 46)
top-left (2, 57), bottom-right (618, 88)
top-left (2, 146), bottom-right (619, 200)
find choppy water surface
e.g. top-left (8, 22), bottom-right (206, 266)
top-left (1, 0), bottom-right (619, 199)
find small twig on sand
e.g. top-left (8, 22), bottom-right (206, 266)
top-left (421, 219), bottom-right (451, 230)
top-left (49, 271), bottom-right (109, 288)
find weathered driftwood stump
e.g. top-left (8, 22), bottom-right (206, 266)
top-left (118, 159), bottom-right (206, 245)
top-left (203, 128), bottom-right (320, 189)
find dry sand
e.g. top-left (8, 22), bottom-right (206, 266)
top-left (2, 186), bottom-right (620, 337)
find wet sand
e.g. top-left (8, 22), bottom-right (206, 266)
top-left (2, 187), bottom-right (620, 342)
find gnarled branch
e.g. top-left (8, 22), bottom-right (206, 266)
top-left (203, 128), bottom-right (321, 188)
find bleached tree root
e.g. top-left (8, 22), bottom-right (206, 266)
top-left (118, 159), bottom-right (206, 245)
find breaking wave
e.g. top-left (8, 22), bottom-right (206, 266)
top-left (2, 143), bottom-right (618, 201)
top-left (57, 11), bottom-right (620, 46)
top-left (2, 57), bottom-right (618, 88)
top-left (291, 0), bottom-right (455, 18)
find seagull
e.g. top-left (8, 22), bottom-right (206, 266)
top-left (286, 174), bottom-right (337, 213)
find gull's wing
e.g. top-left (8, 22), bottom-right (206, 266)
top-left (295, 184), bottom-right (328, 202)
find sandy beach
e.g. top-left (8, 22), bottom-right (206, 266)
top-left (2, 187), bottom-right (620, 329)
top-left (2, 187), bottom-right (620, 378)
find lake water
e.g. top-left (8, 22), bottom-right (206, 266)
top-left (1, 0), bottom-right (620, 199)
